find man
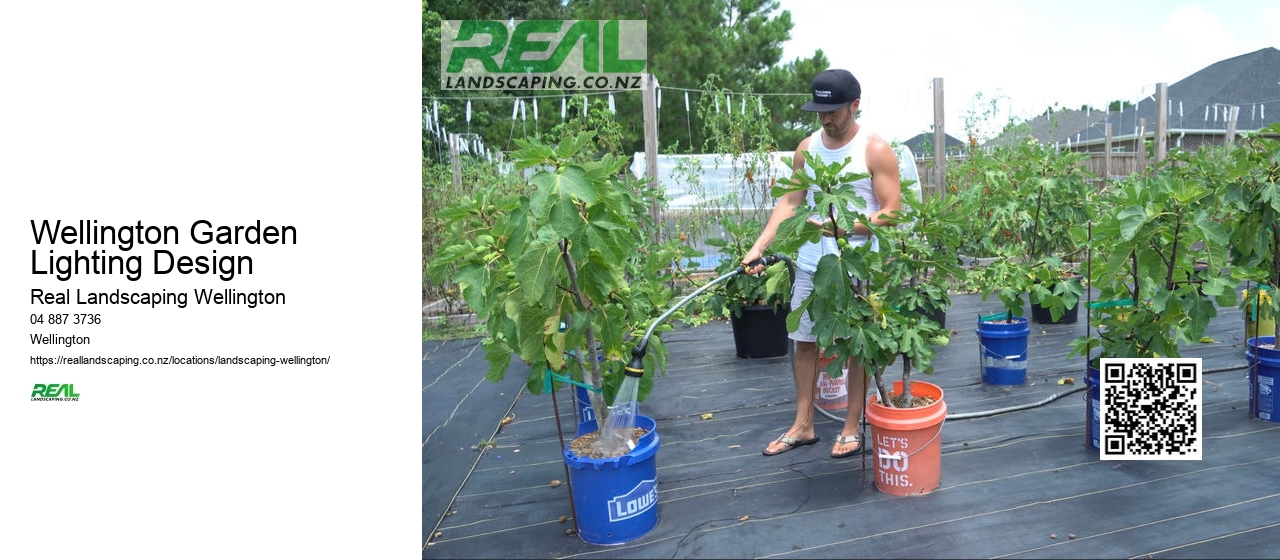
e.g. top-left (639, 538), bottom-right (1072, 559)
top-left (742, 69), bottom-right (903, 458)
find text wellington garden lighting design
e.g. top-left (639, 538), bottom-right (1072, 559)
top-left (441, 20), bottom-right (647, 91)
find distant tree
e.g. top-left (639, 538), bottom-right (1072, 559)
top-left (567, 0), bottom-right (826, 154)
top-left (423, 0), bottom-right (826, 160)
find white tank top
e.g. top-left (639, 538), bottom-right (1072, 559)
top-left (795, 128), bottom-right (881, 273)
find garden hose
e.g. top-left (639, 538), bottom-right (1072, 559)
top-left (628, 253), bottom-right (792, 370)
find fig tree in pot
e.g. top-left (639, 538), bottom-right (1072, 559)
top-left (1220, 123), bottom-right (1280, 421)
top-left (428, 132), bottom-right (693, 544)
top-left (705, 216), bottom-right (793, 358)
top-left (770, 152), bottom-right (960, 495)
top-left (1070, 164), bottom-right (1234, 446)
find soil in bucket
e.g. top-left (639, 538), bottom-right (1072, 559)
top-left (865, 380), bottom-right (947, 496)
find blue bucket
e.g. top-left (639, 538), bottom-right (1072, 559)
top-left (1246, 336), bottom-right (1280, 423)
top-left (976, 317), bottom-right (1030, 385)
top-left (1086, 362), bottom-right (1100, 449)
top-left (574, 385), bottom-right (596, 426)
top-left (565, 414), bottom-right (660, 545)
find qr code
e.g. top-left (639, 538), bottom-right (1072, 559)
top-left (1099, 358), bottom-right (1202, 460)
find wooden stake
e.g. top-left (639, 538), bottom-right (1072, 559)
top-left (933, 78), bottom-right (946, 197)
top-left (642, 73), bottom-right (661, 241)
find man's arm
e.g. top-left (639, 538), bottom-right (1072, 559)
top-left (743, 138), bottom-right (810, 271)
top-left (848, 135), bottom-right (902, 236)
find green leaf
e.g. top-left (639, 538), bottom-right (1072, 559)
top-left (483, 339), bottom-right (513, 383)
top-left (516, 242), bottom-right (559, 307)
top-left (549, 192), bottom-right (583, 238)
top-left (517, 307), bottom-right (548, 363)
top-left (557, 165), bottom-right (597, 206)
top-left (529, 171), bottom-right (556, 220)
top-left (1117, 207), bottom-right (1147, 241)
top-left (579, 251), bottom-right (626, 306)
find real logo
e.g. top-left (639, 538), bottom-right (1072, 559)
top-left (441, 20), bottom-right (647, 91)
top-left (31, 383), bottom-right (80, 400)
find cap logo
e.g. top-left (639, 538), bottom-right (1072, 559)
top-left (814, 89), bottom-right (832, 99)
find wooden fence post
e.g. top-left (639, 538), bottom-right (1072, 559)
top-left (1104, 122), bottom-right (1112, 183)
top-left (642, 72), bottom-right (661, 242)
top-left (1155, 83), bottom-right (1168, 163)
top-left (933, 77), bottom-right (946, 197)
top-left (1226, 105), bottom-right (1239, 145)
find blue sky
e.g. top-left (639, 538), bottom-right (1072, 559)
top-left (777, 0), bottom-right (1280, 143)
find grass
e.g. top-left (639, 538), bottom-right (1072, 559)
top-left (422, 318), bottom-right (484, 341)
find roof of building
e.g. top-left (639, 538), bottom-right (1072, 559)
top-left (901, 132), bottom-right (966, 155)
top-left (989, 47), bottom-right (1280, 148)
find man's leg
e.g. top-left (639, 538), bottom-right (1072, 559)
top-left (763, 340), bottom-right (819, 455)
top-left (764, 268), bottom-right (820, 455)
top-left (832, 361), bottom-right (870, 457)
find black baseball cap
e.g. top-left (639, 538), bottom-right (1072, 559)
top-left (801, 69), bottom-right (861, 112)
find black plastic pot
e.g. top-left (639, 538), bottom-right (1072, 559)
top-left (1031, 300), bottom-right (1079, 324)
top-left (920, 304), bottom-right (947, 329)
top-left (1031, 274), bottom-right (1082, 324)
top-left (730, 304), bottom-right (790, 359)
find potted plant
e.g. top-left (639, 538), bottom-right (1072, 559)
top-left (704, 215), bottom-right (793, 358)
top-left (428, 132), bottom-right (690, 545)
top-left (948, 142), bottom-right (1034, 384)
top-left (1016, 143), bottom-right (1094, 325)
top-left (770, 152), bottom-right (962, 496)
top-left (1070, 163), bottom-right (1235, 447)
top-left (691, 78), bottom-right (794, 358)
top-left (1221, 122), bottom-right (1280, 422)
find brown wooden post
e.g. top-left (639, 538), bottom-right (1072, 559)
top-left (933, 77), bottom-right (946, 197)
top-left (1225, 105), bottom-right (1239, 145)
top-left (1104, 122), bottom-right (1112, 182)
top-left (1155, 83), bottom-right (1168, 163)
top-left (1138, 118), bottom-right (1147, 173)
top-left (642, 73), bottom-right (661, 241)
top-left (449, 132), bottom-right (462, 189)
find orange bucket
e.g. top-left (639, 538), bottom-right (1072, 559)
top-left (865, 380), bottom-right (946, 496)
top-left (815, 367), bottom-right (848, 412)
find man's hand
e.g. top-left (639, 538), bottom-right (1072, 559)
top-left (809, 217), bottom-right (842, 238)
top-left (741, 248), bottom-right (766, 275)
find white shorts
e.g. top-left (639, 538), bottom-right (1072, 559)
top-left (788, 267), bottom-right (818, 343)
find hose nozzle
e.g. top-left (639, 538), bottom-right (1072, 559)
top-left (624, 346), bottom-right (645, 378)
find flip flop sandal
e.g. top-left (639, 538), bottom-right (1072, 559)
top-left (830, 434), bottom-right (862, 458)
top-left (762, 434), bottom-right (820, 456)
